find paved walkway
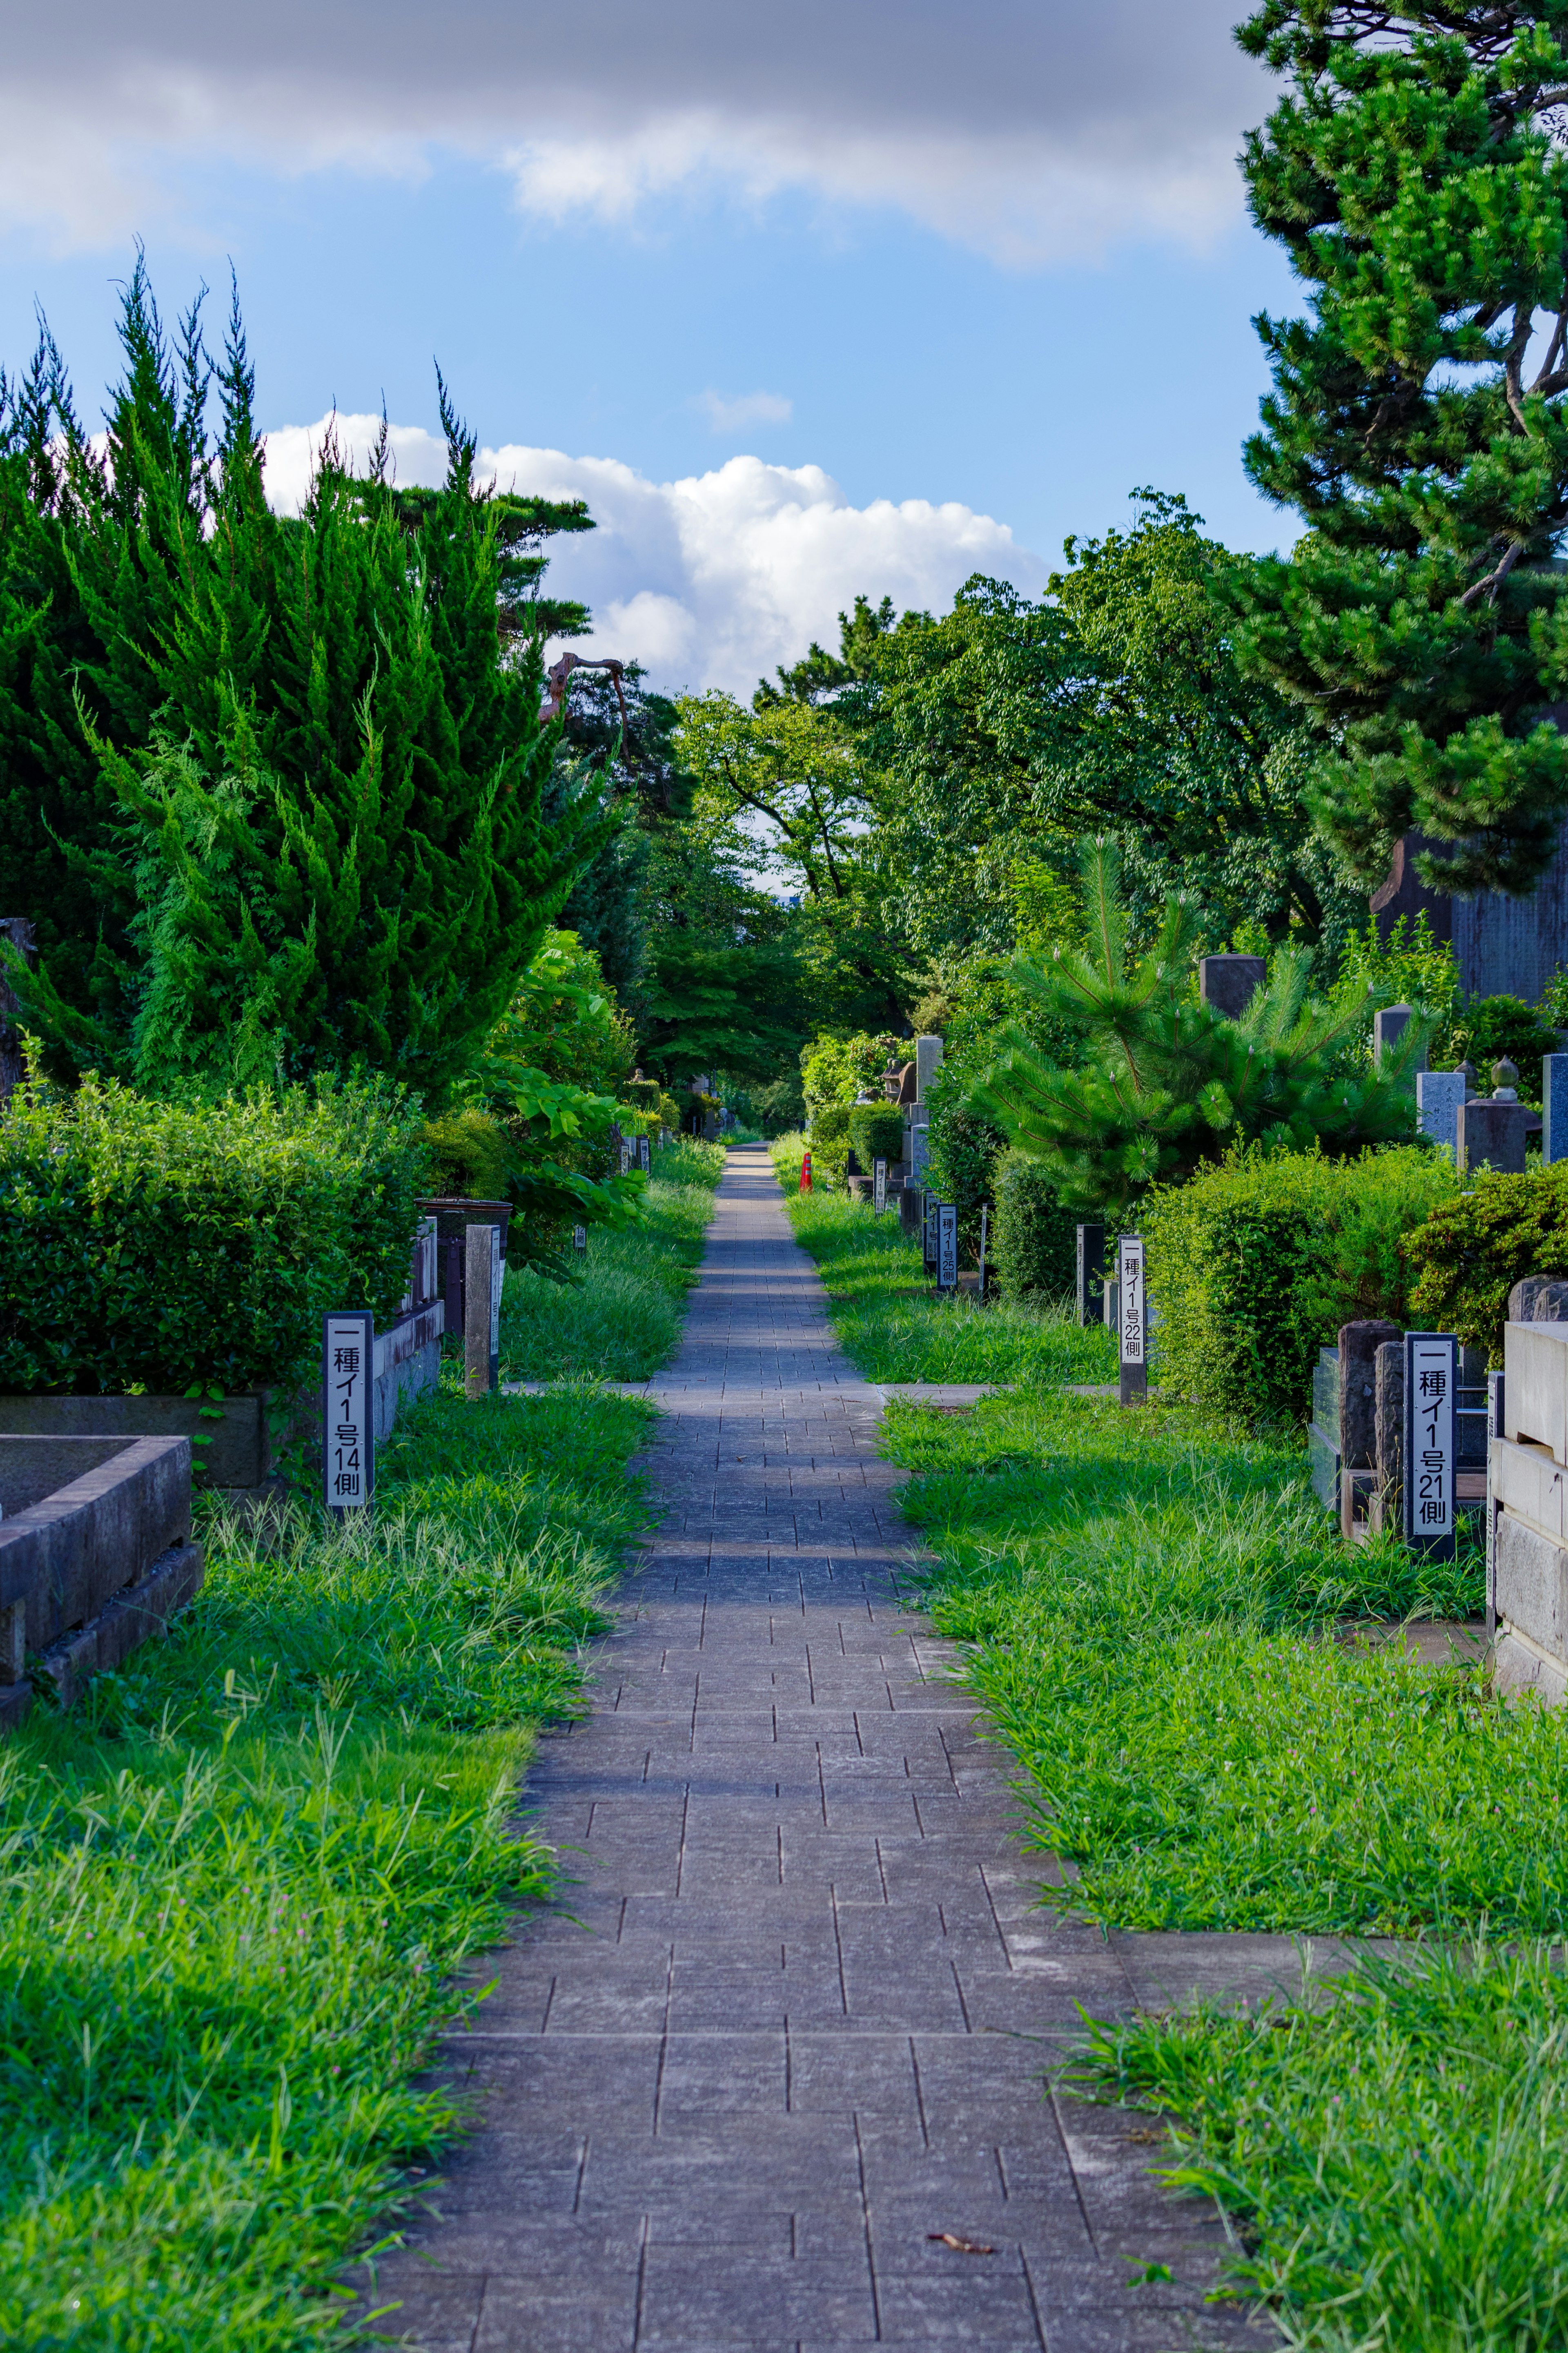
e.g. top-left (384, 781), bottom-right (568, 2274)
top-left (380, 1148), bottom-right (1288, 2352)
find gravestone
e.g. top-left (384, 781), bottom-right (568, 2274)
top-left (1416, 1069), bottom-right (1466, 1160)
top-left (936, 1204), bottom-right (958, 1291)
top-left (324, 1310), bottom-right (374, 1514)
top-left (1197, 954), bottom-right (1266, 1019)
top-left (572, 1222), bottom-right (587, 1258)
top-left (1117, 1234), bottom-right (1147, 1405)
top-left (1511, 1275), bottom-right (1568, 1321)
top-left (1459, 1096), bottom-right (1529, 1175)
top-left (1076, 1223), bottom-right (1106, 1327)
top-left (1404, 1330), bottom-right (1458, 1559)
top-left (1374, 1003), bottom-right (1426, 1071)
top-left (914, 1034), bottom-right (944, 1106)
top-left (1546, 1055), bottom-right (1568, 1164)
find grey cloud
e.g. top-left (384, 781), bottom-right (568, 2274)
top-left (0, 1), bottom-right (1272, 260)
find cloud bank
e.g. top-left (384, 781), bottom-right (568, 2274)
top-left (0, 0), bottom-right (1269, 263)
top-left (261, 414), bottom-right (1046, 696)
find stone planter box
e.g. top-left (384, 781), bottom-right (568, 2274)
top-left (0, 1390), bottom-right (274, 1492)
top-left (0, 1433), bottom-right (203, 1732)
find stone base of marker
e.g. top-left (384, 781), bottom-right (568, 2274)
top-left (1118, 1363), bottom-right (1147, 1408)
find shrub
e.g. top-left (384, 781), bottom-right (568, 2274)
top-left (419, 1107), bottom-right (511, 1199)
top-left (1143, 1144), bottom-right (1458, 1426)
top-left (927, 1087), bottom-right (1008, 1258)
top-left (1450, 994), bottom-right (1563, 1108)
top-left (0, 1073), bottom-right (427, 1397)
top-left (808, 1104), bottom-right (853, 1184)
top-left (1405, 1162), bottom-right (1568, 1365)
top-left (800, 1032), bottom-right (898, 1116)
top-left (849, 1106), bottom-right (904, 1166)
top-left (992, 1153), bottom-right (1080, 1299)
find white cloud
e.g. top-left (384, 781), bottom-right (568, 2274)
top-left (696, 389), bottom-right (793, 434)
top-left (260, 413), bottom-right (1046, 695)
top-left (0, 0), bottom-right (1270, 264)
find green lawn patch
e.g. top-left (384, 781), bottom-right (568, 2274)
top-left (0, 1378), bottom-right (652, 2349)
top-left (501, 1134), bottom-right (725, 1381)
top-left (776, 1156), bottom-right (1115, 1387)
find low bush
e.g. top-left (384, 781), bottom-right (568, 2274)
top-left (1406, 1159), bottom-right (1568, 1364)
top-left (849, 1106), bottom-right (904, 1167)
top-left (991, 1151), bottom-right (1079, 1299)
top-left (1143, 1143), bottom-right (1457, 1427)
top-left (925, 1089), bottom-right (1008, 1257)
top-left (419, 1105), bottom-right (511, 1199)
top-left (808, 1103), bottom-right (853, 1184)
top-left (1452, 993), bottom-right (1563, 1107)
top-left (0, 1073), bottom-right (426, 1398)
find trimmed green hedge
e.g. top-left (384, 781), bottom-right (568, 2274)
top-left (1407, 1162), bottom-right (1568, 1365)
top-left (849, 1106), bottom-right (904, 1167)
top-left (1143, 1145), bottom-right (1457, 1427)
top-left (0, 1075), bottom-right (428, 1396)
top-left (809, 1104), bottom-right (853, 1184)
top-left (992, 1152), bottom-right (1079, 1298)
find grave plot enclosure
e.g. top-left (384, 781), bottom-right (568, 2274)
top-left (0, 1433), bottom-right (203, 1731)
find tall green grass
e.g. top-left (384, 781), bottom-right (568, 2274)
top-left (0, 1380), bottom-right (650, 2349)
top-left (773, 1148), bottom-right (1115, 1386)
top-left (500, 1133), bottom-right (725, 1381)
top-left (1085, 1942), bottom-right (1568, 2353)
top-left (884, 1381), bottom-right (1568, 2351)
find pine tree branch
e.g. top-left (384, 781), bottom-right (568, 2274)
top-left (1459, 536), bottom-right (1526, 608)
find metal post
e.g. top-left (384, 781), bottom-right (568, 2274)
top-left (1076, 1224), bottom-right (1106, 1327)
top-left (978, 1204), bottom-right (989, 1304)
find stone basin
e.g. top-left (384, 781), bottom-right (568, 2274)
top-left (0, 1433), bottom-right (204, 1732)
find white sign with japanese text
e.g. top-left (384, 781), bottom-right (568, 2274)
top-left (1118, 1236), bottom-right (1146, 1367)
top-left (937, 1203), bottom-right (958, 1290)
top-left (873, 1157), bottom-right (887, 1215)
top-left (324, 1310), bottom-right (374, 1514)
top-left (1404, 1331), bottom-right (1457, 1556)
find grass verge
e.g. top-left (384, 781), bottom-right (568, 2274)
top-left (0, 1378), bottom-right (651, 2350)
top-left (772, 1141), bottom-right (1115, 1387)
top-left (501, 1133), bottom-right (725, 1381)
top-left (887, 1382), bottom-right (1568, 2351)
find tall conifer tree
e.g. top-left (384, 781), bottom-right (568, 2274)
top-left (1231, 0), bottom-right (1568, 894)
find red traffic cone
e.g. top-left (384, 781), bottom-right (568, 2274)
top-left (801, 1148), bottom-right (812, 1191)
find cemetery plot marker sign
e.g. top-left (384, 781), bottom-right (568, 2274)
top-left (937, 1204), bottom-right (958, 1292)
top-left (1403, 1331), bottom-right (1457, 1560)
top-left (873, 1157), bottom-right (887, 1216)
top-left (1118, 1234), bottom-right (1147, 1407)
top-left (324, 1310), bottom-right (374, 1515)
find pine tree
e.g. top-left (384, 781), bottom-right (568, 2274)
top-left (971, 843), bottom-right (1428, 1214)
top-left (1230, 0), bottom-right (1568, 894)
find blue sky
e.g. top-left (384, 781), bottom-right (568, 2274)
top-left (0, 0), bottom-right (1302, 691)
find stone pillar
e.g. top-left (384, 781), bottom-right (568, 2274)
top-left (0, 916), bottom-right (36, 1103)
top-left (1416, 1069), bottom-right (1466, 1160)
top-left (914, 1034), bottom-right (944, 1108)
top-left (1197, 955), bottom-right (1266, 1019)
top-left (1371, 1340), bottom-right (1404, 1537)
top-left (1545, 1055), bottom-right (1568, 1163)
top-left (1339, 1318), bottom-right (1402, 1539)
top-left (465, 1222), bottom-right (499, 1398)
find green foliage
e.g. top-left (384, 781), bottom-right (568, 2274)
top-left (807, 1103), bottom-right (853, 1185)
top-left (756, 1068), bottom-right (807, 1133)
top-left (0, 1071), bottom-right (426, 1398)
top-left (776, 1160), bottom-right (1116, 1387)
top-left (638, 933), bottom-right (804, 1086)
top-left (1144, 1144), bottom-right (1459, 1425)
top-left (479, 931), bottom-right (635, 1096)
top-left (800, 1030), bottom-right (898, 1114)
top-left (925, 1086), bottom-right (1008, 1258)
top-left (849, 1106), bottom-right (904, 1166)
top-left (1085, 1940), bottom-right (1568, 2353)
top-left (971, 842), bottom-right (1428, 1215)
top-left (0, 273), bottom-right (597, 1101)
top-left (499, 1134), bottom-right (724, 1381)
top-left (419, 1107), bottom-right (511, 1201)
top-left (0, 1376), bottom-right (648, 2349)
top-left (1339, 911), bottom-right (1462, 1062)
top-left (991, 1151), bottom-right (1079, 1301)
top-left (1452, 994), bottom-right (1564, 1108)
top-left (1230, 1), bottom-right (1568, 892)
top-left (1406, 1162), bottom-right (1568, 1365)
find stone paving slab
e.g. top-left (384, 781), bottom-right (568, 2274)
top-left (374, 1147), bottom-right (1310, 2351)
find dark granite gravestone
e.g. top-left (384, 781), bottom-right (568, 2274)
top-left (1197, 955), bottom-right (1266, 1019)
